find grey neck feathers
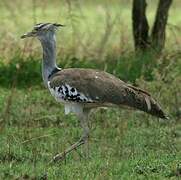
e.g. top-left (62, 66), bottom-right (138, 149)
top-left (39, 32), bottom-right (60, 86)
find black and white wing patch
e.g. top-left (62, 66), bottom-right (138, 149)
top-left (48, 82), bottom-right (93, 103)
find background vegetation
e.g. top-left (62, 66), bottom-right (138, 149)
top-left (0, 0), bottom-right (180, 179)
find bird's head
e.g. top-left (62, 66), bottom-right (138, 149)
top-left (21, 23), bottom-right (64, 40)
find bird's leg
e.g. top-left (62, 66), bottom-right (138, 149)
top-left (79, 109), bottom-right (90, 158)
top-left (52, 109), bottom-right (90, 162)
top-left (52, 138), bottom-right (84, 162)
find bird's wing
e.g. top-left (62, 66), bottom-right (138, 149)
top-left (49, 68), bottom-right (167, 119)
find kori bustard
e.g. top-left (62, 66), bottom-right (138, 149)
top-left (21, 23), bottom-right (167, 162)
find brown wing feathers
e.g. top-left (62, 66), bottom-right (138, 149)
top-left (49, 68), bottom-right (167, 119)
top-left (123, 85), bottom-right (166, 118)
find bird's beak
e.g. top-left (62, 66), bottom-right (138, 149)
top-left (20, 31), bottom-right (36, 39)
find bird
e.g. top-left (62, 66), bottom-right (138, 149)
top-left (21, 23), bottom-right (167, 162)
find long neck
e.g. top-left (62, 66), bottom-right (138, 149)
top-left (40, 34), bottom-right (59, 86)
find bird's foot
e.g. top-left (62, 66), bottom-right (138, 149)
top-left (52, 152), bottom-right (66, 162)
top-left (50, 139), bottom-right (85, 163)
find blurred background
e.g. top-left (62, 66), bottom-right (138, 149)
top-left (0, 0), bottom-right (181, 179)
top-left (0, 0), bottom-right (180, 83)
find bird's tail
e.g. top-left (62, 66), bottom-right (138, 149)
top-left (123, 85), bottom-right (168, 119)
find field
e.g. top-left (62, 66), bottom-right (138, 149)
top-left (0, 0), bottom-right (181, 179)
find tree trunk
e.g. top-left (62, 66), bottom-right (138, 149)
top-left (151, 0), bottom-right (173, 51)
top-left (132, 0), bottom-right (149, 51)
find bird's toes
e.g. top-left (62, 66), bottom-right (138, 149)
top-left (52, 153), bottom-right (66, 163)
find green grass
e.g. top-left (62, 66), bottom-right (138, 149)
top-left (1, 125), bottom-right (181, 179)
top-left (0, 0), bottom-right (181, 179)
top-left (0, 85), bottom-right (181, 179)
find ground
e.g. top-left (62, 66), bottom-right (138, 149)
top-left (0, 87), bottom-right (181, 179)
top-left (0, 0), bottom-right (181, 179)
